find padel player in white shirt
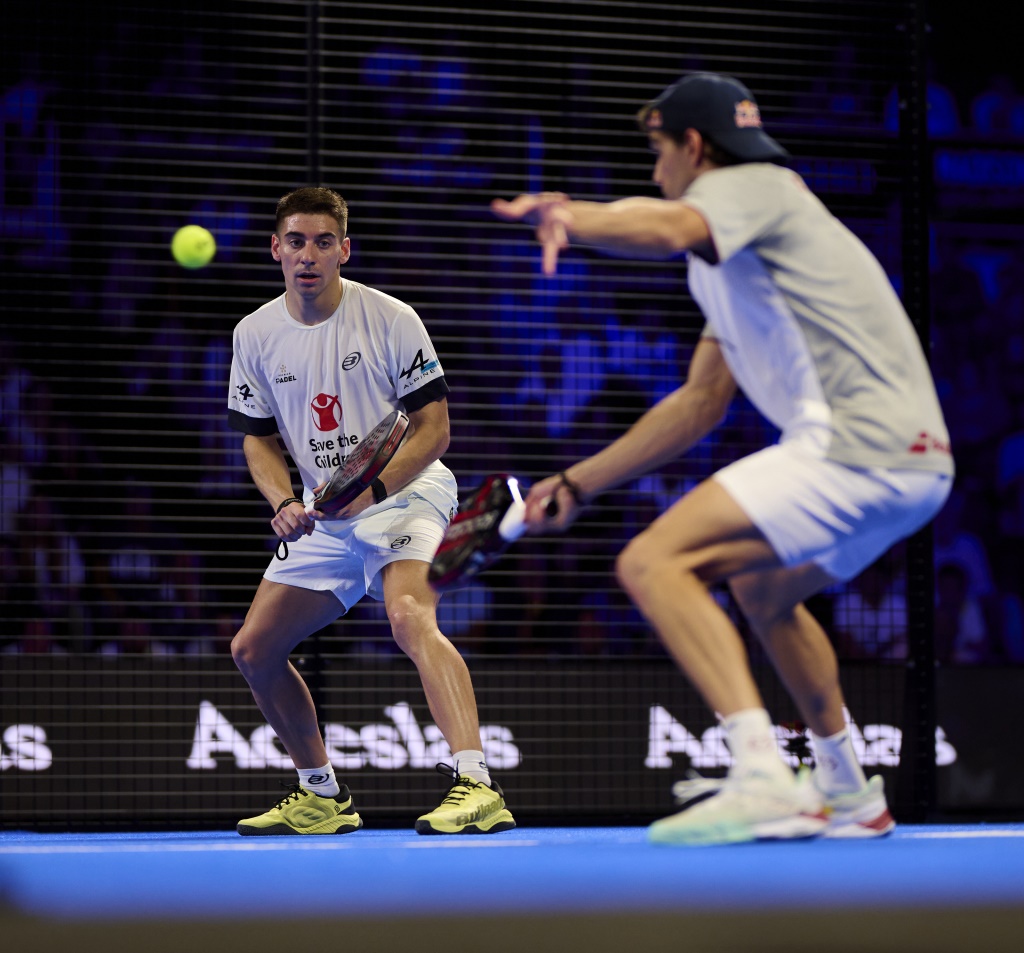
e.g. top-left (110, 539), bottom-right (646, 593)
top-left (492, 72), bottom-right (952, 846)
top-left (227, 187), bottom-right (514, 837)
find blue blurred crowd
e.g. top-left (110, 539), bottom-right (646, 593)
top-left (2, 32), bottom-right (1023, 666)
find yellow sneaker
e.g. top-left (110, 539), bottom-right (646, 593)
top-left (415, 764), bottom-right (516, 835)
top-left (237, 784), bottom-right (363, 836)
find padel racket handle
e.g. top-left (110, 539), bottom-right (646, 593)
top-left (498, 497), bottom-right (527, 541)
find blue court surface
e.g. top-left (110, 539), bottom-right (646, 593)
top-left (2, 824), bottom-right (1023, 952)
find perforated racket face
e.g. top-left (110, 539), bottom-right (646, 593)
top-left (341, 420), bottom-right (389, 477)
top-left (313, 409), bottom-right (409, 511)
top-left (428, 473), bottom-right (518, 590)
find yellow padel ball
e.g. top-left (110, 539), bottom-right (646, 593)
top-left (171, 224), bottom-right (216, 269)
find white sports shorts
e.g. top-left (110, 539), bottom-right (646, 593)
top-left (263, 491), bottom-right (452, 611)
top-left (713, 443), bottom-right (952, 582)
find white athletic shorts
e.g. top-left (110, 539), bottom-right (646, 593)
top-left (713, 442), bottom-right (952, 582)
top-left (263, 490), bottom-right (453, 611)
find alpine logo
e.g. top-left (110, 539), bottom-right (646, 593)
top-left (399, 349), bottom-right (440, 385)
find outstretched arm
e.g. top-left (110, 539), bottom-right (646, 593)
top-left (491, 193), bottom-right (711, 275)
top-left (525, 337), bottom-right (736, 529)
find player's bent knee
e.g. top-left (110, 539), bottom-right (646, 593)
top-left (230, 628), bottom-right (281, 680)
top-left (386, 594), bottom-right (437, 651)
top-left (615, 538), bottom-right (663, 601)
top-left (729, 578), bottom-right (791, 634)
top-left (230, 631), bottom-right (258, 677)
top-left (614, 543), bottom-right (641, 595)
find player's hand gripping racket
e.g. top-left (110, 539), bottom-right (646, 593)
top-left (276, 409), bottom-right (409, 559)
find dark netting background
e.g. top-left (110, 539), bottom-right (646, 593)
top-left (2, 1), bottom-right (939, 827)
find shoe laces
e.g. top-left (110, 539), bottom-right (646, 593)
top-left (272, 782), bottom-right (308, 810)
top-left (671, 770), bottom-right (724, 808)
top-left (434, 762), bottom-right (482, 805)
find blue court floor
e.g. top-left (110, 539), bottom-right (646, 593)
top-left (2, 824), bottom-right (1024, 952)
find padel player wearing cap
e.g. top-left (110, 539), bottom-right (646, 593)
top-left (227, 187), bottom-right (514, 836)
top-left (492, 73), bottom-right (952, 845)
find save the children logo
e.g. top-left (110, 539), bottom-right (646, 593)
top-left (310, 393), bottom-right (341, 431)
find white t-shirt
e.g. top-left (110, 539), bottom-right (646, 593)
top-left (227, 278), bottom-right (455, 519)
top-left (682, 163), bottom-right (954, 475)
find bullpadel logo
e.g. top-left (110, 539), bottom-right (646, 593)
top-left (187, 701), bottom-right (521, 771)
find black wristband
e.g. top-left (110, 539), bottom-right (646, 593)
top-left (276, 496), bottom-right (303, 514)
top-left (557, 471), bottom-right (585, 505)
top-left (371, 478), bottom-right (388, 505)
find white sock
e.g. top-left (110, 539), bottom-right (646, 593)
top-left (297, 762), bottom-right (340, 798)
top-left (722, 708), bottom-right (791, 783)
top-left (453, 749), bottom-right (491, 786)
top-left (810, 728), bottom-right (868, 795)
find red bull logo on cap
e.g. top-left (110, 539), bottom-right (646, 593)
top-left (734, 99), bottom-right (762, 129)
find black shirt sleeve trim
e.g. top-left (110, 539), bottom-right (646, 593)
top-left (228, 409), bottom-right (279, 436)
top-left (401, 377), bottom-right (450, 413)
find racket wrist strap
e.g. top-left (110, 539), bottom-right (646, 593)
top-left (371, 477), bottom-right (388, 505)
top-left (557, 471), bottom-right (586, 505)
top-left (276, 495), bottom-right (303, 514)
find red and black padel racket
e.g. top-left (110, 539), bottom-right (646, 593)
top-left (307, 408), bottom-right (410, 516)
top-left (427, 473), bottom-right (528, 591)
top-left (276, 409), bottom-right (409, 560)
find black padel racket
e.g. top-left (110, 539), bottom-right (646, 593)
top-left (276, 409), bottom-right (409, 560)
top-left (428, 473), bottom-right (528, 591)
top-left (307, 408), bottom-right (410, 515)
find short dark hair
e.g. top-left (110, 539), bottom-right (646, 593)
top-left (701, 137), bottom-right (745, 168)
top-left (636, 105), bottom-right (745, 168)
top-left (275, 187), bottom-right (348, 237)
top-left (637, 73), bottom-right (788, 163)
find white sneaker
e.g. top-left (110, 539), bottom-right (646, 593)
top-left (649, 769), bottom-right (828, 846)
top-left (821, 775), bottom-right (896, 839)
